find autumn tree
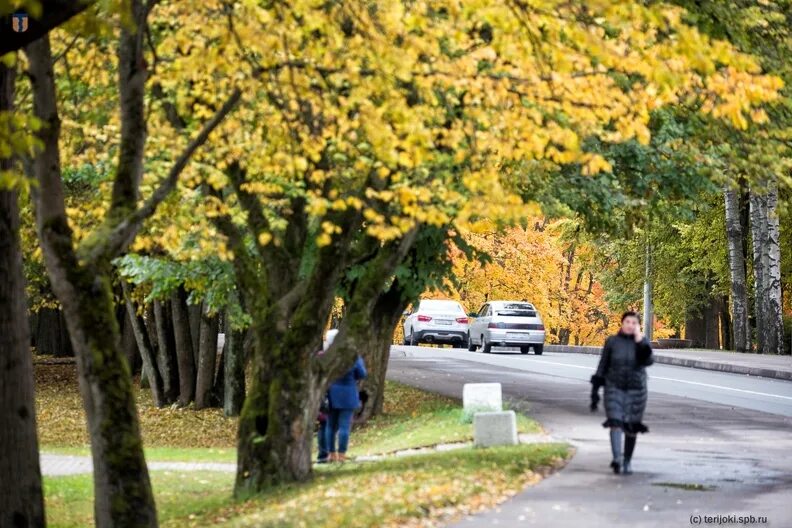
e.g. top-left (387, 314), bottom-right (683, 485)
top-left (669, 0), bottom-right (791, 354)
top-left (127, 0), bottom-right (780, 495)
top-left (0, 1), bottom-right (114, 524)
top-left (0, 57), bottom-right (45, 528)
top-left (22, 2), bottom-right (240, 525)
top-left (13, 0), bottom-right (782, 509)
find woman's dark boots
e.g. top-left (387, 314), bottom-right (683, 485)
top-left (609, 428), bottom-right (622, 474)
top-left (623, 434), bottom-right (637, 475)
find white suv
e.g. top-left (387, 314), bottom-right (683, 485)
top-left (403, 299), bottom-right (470, 348)
top-left (468, 301), bottom-right (546, 354)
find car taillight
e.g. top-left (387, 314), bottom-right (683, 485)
top-left (456, 317), bottom-right (468, 324)
top-left (417, 315), bottom-right (432, 322)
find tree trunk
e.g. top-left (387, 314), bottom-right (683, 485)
top-left (685, 298), bottom-right (722, 349)
top-left (26, 35), bottom-right (158, 527)
top-left (0, 61), bottom-right (46, 528)
top-left (356, 280), bottom-right (410, 423)
top-left (153, 298), bottom-right (178, 403)
top-left (119, 301), bottom-right (141, 374)
top-left (719, 296), bottom-right (731, 351)
top-left (170, 286), bottom-right (195, 406)
top-left (724, 184), bottom-right (750, 351)
top-left (749, 188), bottom-right (768, 353)
top-left (195, 303), bottom-right (219, 410)
top-left (122, 283), bottom-right (165, 407)
top-left (235, 331), bottom-right (321, 495)
top-left (35, 307), bottom-right (73, 357)
top-left (643, 242), bottom-right (654, 341)
top-left (763, 181), bottom-right (785, 354)
top-left (223, 320), bottom-right (246, 417)
top-left (29, 310), bottom-right (38, 350)
top-left (188, 302), bottom-right (201, 371)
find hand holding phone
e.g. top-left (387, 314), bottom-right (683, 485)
top-left (634, 322), bottom-right (643, 343)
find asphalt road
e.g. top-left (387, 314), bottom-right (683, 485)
top-left (387, 345), bottom-right (792, 528)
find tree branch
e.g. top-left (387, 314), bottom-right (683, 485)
top-left (83, 88), bottom-right (242, 263)
top-left (1, 1), bottom-right (95, 55)
top-left (110, 0), bottom-right (148, 213)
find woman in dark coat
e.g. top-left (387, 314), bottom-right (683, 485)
top-left (325, 354), bottom-right (367, 462)
top-left (590, 311), bottom-right (654, 475)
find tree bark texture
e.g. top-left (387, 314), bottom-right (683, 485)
top-left (26, 36), bottom-right (158, 527)
top-left (762, 182), bottom-right (785, 354)
top-left (750, 184), bottom-right (785, 354)
top-left (195, 302), bottom-right (219, 410)
top-left (724, 184), bottom-right (750, 351)
top-left (188, 302), bottom-right (201, 371)
top-left (171, 286), bottom-right (195, 406)
top-left (0, 61), bottom-right (46, 528)
top-left (356, 279), bottom-right (410, 423)
top-left (122, 283), bottom-right (165, 407)
top-left (153, 298), bottom-right (178, 403)
top-left (33, 306), bottom-right (73, 356)
top-left (749, 189), bottom-right (768, 353)
top-left (223, 321), bottom-right (246, 417)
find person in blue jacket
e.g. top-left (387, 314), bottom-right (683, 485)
top-left (325, 345), bottom-right (367, 462)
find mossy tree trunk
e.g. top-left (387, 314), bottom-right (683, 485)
top-left (0, 61), bottom-right (46, 528)
top-left (207, 161), bottom-right (421, 495)
top-left (223, 321), bottom-right (246, 417)
top-left (26, 34), bottom-right (158, 527)
top-left (235, 329), bottom-right (325, 493)
top-left (25, 5), bottom-right (239, 520)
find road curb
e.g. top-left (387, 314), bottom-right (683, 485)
top-left (545, 344), bottom-right (792, 381)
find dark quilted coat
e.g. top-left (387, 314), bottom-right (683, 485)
top-left (592, 332), bottom-right (653, 434)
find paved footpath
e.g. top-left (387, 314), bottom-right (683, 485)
top-left (389, 347), bottom-right (792, 528)
top-left (40, 453), bottom-right (235, 476)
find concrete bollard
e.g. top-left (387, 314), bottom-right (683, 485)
top-left (473, 410), bottom-right (519, 448)
top-left (463, 382), bottom-right (503, 414)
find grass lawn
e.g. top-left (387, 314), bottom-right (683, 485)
top-left (36, 361), bottom-right (571, 527)
top-left (351, 382), bottom-right (541, 456)
top-left (46, 444), bottom-right (569, 528)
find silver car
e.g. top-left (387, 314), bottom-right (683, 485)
top-left (403, 299), bottom-right (470, 347)
top-left (468, 300), bottom-right (546, 354)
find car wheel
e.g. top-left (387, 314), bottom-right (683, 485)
top-left (467, 334), bottom-right (477, 351)
top-left (409, 329), bottom-right (418, 346)
top-left (520, 346), bottom-right (531, 354)
top-left (481, 335), bottom-right (492, 354)
top-left (533, 344), bottom-right (544, 355)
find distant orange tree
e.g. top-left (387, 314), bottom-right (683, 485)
top-left (425, 219), bottom-right (618, 346)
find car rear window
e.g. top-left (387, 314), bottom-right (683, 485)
top-left (495, 303), bottom-right (537, 317)
top-left (420, 301), bottom-right (464, 313)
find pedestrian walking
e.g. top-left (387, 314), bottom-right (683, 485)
top-left (590, 311), bottom-right (654, 475)
top-left (326, 348), bottom-right (367, 463)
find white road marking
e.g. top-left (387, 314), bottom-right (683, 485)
top-left (402, 349), bottom-right (792, 401)
top-left (522, 357), bottom-right (792, 401)
top-left (649, 376), bottom-right (792, 401)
